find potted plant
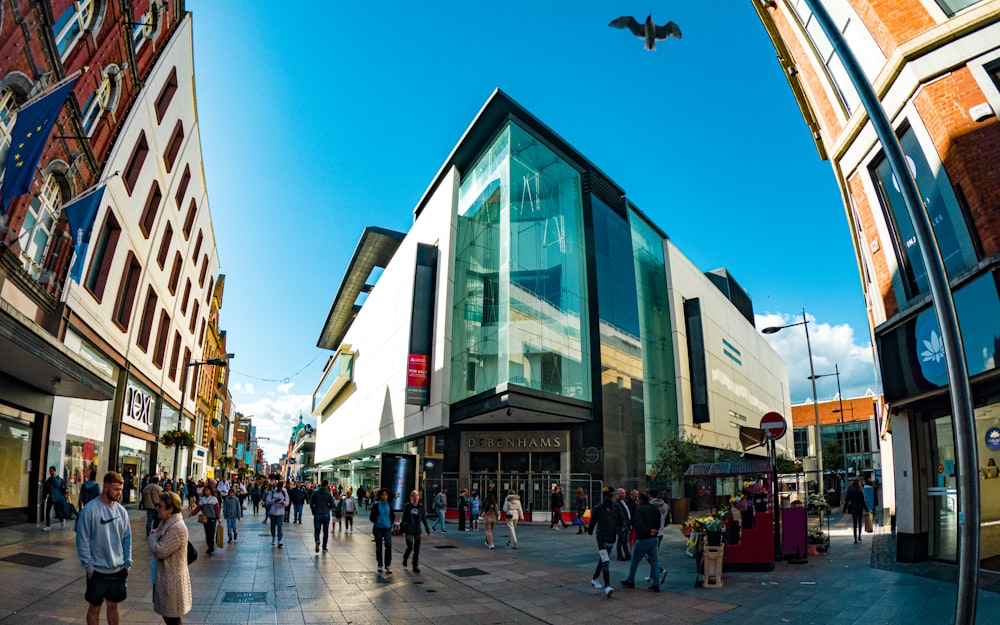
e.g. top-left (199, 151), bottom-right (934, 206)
top-left (160, 429), bottom-right (195, 449)
top-left (652, 433), bottom-right (703, 523)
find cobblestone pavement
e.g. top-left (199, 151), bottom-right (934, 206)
top-left (1, 507), bottom-right (997, 624)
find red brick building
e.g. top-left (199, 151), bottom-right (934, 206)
top-left (754, 1), bottom-right (1000, 566)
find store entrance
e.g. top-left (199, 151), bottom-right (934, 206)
top-left (926, 415), bottom-right (957, 562)
top-left (468, 451), bottom-right (561, 513)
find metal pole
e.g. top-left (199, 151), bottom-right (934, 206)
top-left (802, 3), bottom-right (977, 621)
top-left (834, 365), bottom-right (848, 486)
top-left (803, 308), bottom-right (823, 500)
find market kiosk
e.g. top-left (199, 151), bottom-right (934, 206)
top-left (685, 459), bottom-right (777, 571)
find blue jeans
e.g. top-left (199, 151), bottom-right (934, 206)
top-left (294, 503), bottom-right (304, 523)
top-left (227, 517), bottom-right (238, 539)
top-left (373, 526), bottom-right (393, 567)
top-left (269, 514), bottom-right (284, 543)
top-left (314, 514), bottom-right (330, 547)
top-left (626, 537), bottom-right (660, 586)
top-left (430, 509), bottom-right (447, 532)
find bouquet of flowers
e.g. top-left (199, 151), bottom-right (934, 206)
top-left (742, 479), bottom-right (765, 495)
top-left (731, 495), bottom-right (749, 512)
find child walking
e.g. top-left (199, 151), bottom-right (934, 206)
top-left (223, 489), bottom-right (242, 543)
top-left (469, 491), bottom-right (482, 531)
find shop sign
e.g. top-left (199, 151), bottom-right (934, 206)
top-left (986, 427), bottom-right (1000, 451)
top-left (466, 434), bottom-right (563, 451)
top-left (123, 384), bottom-right (153, 430)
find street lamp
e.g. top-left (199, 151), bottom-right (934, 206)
top-left (810, 364), bottom-right (849, 499)
top-left (172, 353), bottom-right (235, 479)
top-left (762, 307), bottom-right (823, 497)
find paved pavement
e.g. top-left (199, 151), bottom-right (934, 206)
top-left (1, 506), bottom-right (998, 625)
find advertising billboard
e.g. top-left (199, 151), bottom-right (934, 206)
top-left (379, 452), bottom-right (418, 511)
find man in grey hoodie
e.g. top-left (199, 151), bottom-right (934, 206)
top-left (76, 471), bottom-right (132, 625)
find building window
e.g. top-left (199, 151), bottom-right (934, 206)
top-left (198, 254), bottom-right (207, 287)
top-left (181, 278), bottom-right (191, 314)
top-left (174, 165), bottom-right (191, 208)
top-left (794, 428), bottom-right (809, 459)
top-left (0, 87), bottom-right (18, 167)
top-left (167, 251), bottom-right (181, 294)
top-left (140, 181), bottom-right (162, 237)
top-left (85, 211), bottom-right (121, 300)
top-left (163, 120), bottom-right (184, 172)
top-left (206, 276), bottom-right (214, 305)
top-left (182, 347), bottom-right (191, 392)
top-left (123, 131), bottom-right (148, 195)
top-left (153, 310), bottom-right (170, 367)
top-left (114, 253), bottom-right (141, 330)
top-left (137, 286), bottom-right (158, 351)
top-left (934, 0), bottom-right (986, 17)
top-left (199, 319), bottom-right (205, 346)
top-left (53, 0), bottom-right (96, 58)
top-left (168, 331), bottom-right (181, 381)
top-left (132, 0), bottom-right (163, 52)
top-left (869, 124), bottom-right (977, 300)
top-left (192, 230), bottom-right (203, 260)
top-left (189, 300), bottom-right (199, 332)
top-left (80, 66), bottom-right (120, 136)
top-left (154, 67), bottom-right (177, 123)
top-left (20, 174), bottom-right (63, 277)
top-left (183, 199), bottom-right (197, 238)
top-left (157, 222), bottom-right (173, 268)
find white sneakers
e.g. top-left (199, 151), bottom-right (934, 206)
top-left (591, 578), bottom-right (603, 590)
top-left (41, 527), bottom-right (50, 532)
top-left (604, 586), bottom-right (614, 598)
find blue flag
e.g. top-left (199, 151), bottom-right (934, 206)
top-left (64, 184), bottom-right (107, 283)
top-left (0, 77), bottom-right (78, 214)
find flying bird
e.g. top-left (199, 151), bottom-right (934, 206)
top-left (609, 14), bottom-right (682, 50)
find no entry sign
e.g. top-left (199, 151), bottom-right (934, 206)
top-left (759, 411), bottom-right (788, 440)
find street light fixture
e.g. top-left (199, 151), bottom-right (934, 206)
top-left (172, 352), bottom-right (235, 479)
top-left (810, 363), bottom-right (849, 498)
top-left (762, 307), bottom-right (823, 497)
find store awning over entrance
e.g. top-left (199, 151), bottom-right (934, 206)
top-left (0, 300), bottom-right (114, 401)
top-left (684, 458), bottom-right (773, 479)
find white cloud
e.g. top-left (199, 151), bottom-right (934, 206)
top-left (277, 381), bottom-right (295, 394)
top-left (236, 394), bottom-right (315, 465)
top-left (756, 311), bottom-right (878, 404)
top-left (244, 383), bottom-right (255, 395)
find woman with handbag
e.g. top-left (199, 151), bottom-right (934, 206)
top-left (149, 491), bottom-right (192, 624)
top-left (502, 490), bottom-right (523, 549)
top-left (189, 485), bottom-right (220, 554)
top-left (575, 487), bottom-right (589, 534)
top-left (332, 491), bottom-right (344, 532)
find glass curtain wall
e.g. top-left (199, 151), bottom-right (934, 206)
top-left (451, 122), bottom-right (591, 403)
top-left (630, 211), bottom-right (676, 473)
top-left (0, 404), bottom-right (34, 510)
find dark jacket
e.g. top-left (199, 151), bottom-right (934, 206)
top-left (616, 499), bottom-right (631, 528)
top-left (551, 490), bottom-right (565, 509)
top-left (401, 502), bottom-right (431, 535)
top-left (309, 488), bottom-right (334, 515)
top-left (289, 486), bottom-right (308, 505)
top-left (632, 502), bottom-right (661, 539)
top-left (588, 500), bottom-right (623, 544)
top-left (844, 484), bottom-right (868, 515)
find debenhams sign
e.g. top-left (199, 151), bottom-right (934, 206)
top-left (463, 431), bottom-right (566, 452)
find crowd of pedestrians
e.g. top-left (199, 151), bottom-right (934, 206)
top-left (62, 471), bottom-right (676, 625)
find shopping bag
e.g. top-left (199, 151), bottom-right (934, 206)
top-left (216, 524), bottom-right (224, 548)
top-left (864, 512), bottom-right (873, 533)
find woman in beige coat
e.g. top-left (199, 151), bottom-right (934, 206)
top-left (502, 490), bottom-right (523, 549)
top-left (149, 491), bottom-right (192, 624)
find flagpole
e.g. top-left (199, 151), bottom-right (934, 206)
top-left (16, 69), bottom-right (83, 111)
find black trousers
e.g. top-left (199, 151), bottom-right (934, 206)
top-left (403, 533), bottom-right (422, 568)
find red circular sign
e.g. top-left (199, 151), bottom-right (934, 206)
top-left (759, 412), bottom-right (788, 440)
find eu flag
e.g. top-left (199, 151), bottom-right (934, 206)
top-left (0, 77), bottom-right (78, 214)
top-left (64, 183), bottom-right (107, 283)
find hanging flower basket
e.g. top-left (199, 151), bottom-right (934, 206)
top-left (161, 429), bottom-right (195, 449)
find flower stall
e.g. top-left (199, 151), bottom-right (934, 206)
top-left (683, 458), bottom-right (778, 571)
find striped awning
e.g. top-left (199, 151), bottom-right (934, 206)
top-left (683, 459), bottom-right (773, 478)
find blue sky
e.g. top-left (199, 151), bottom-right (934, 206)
top-left (187, 2), bottom-right (879, 462)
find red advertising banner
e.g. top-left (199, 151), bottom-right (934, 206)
top-left (406, 354), bottom-right (429, 405)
